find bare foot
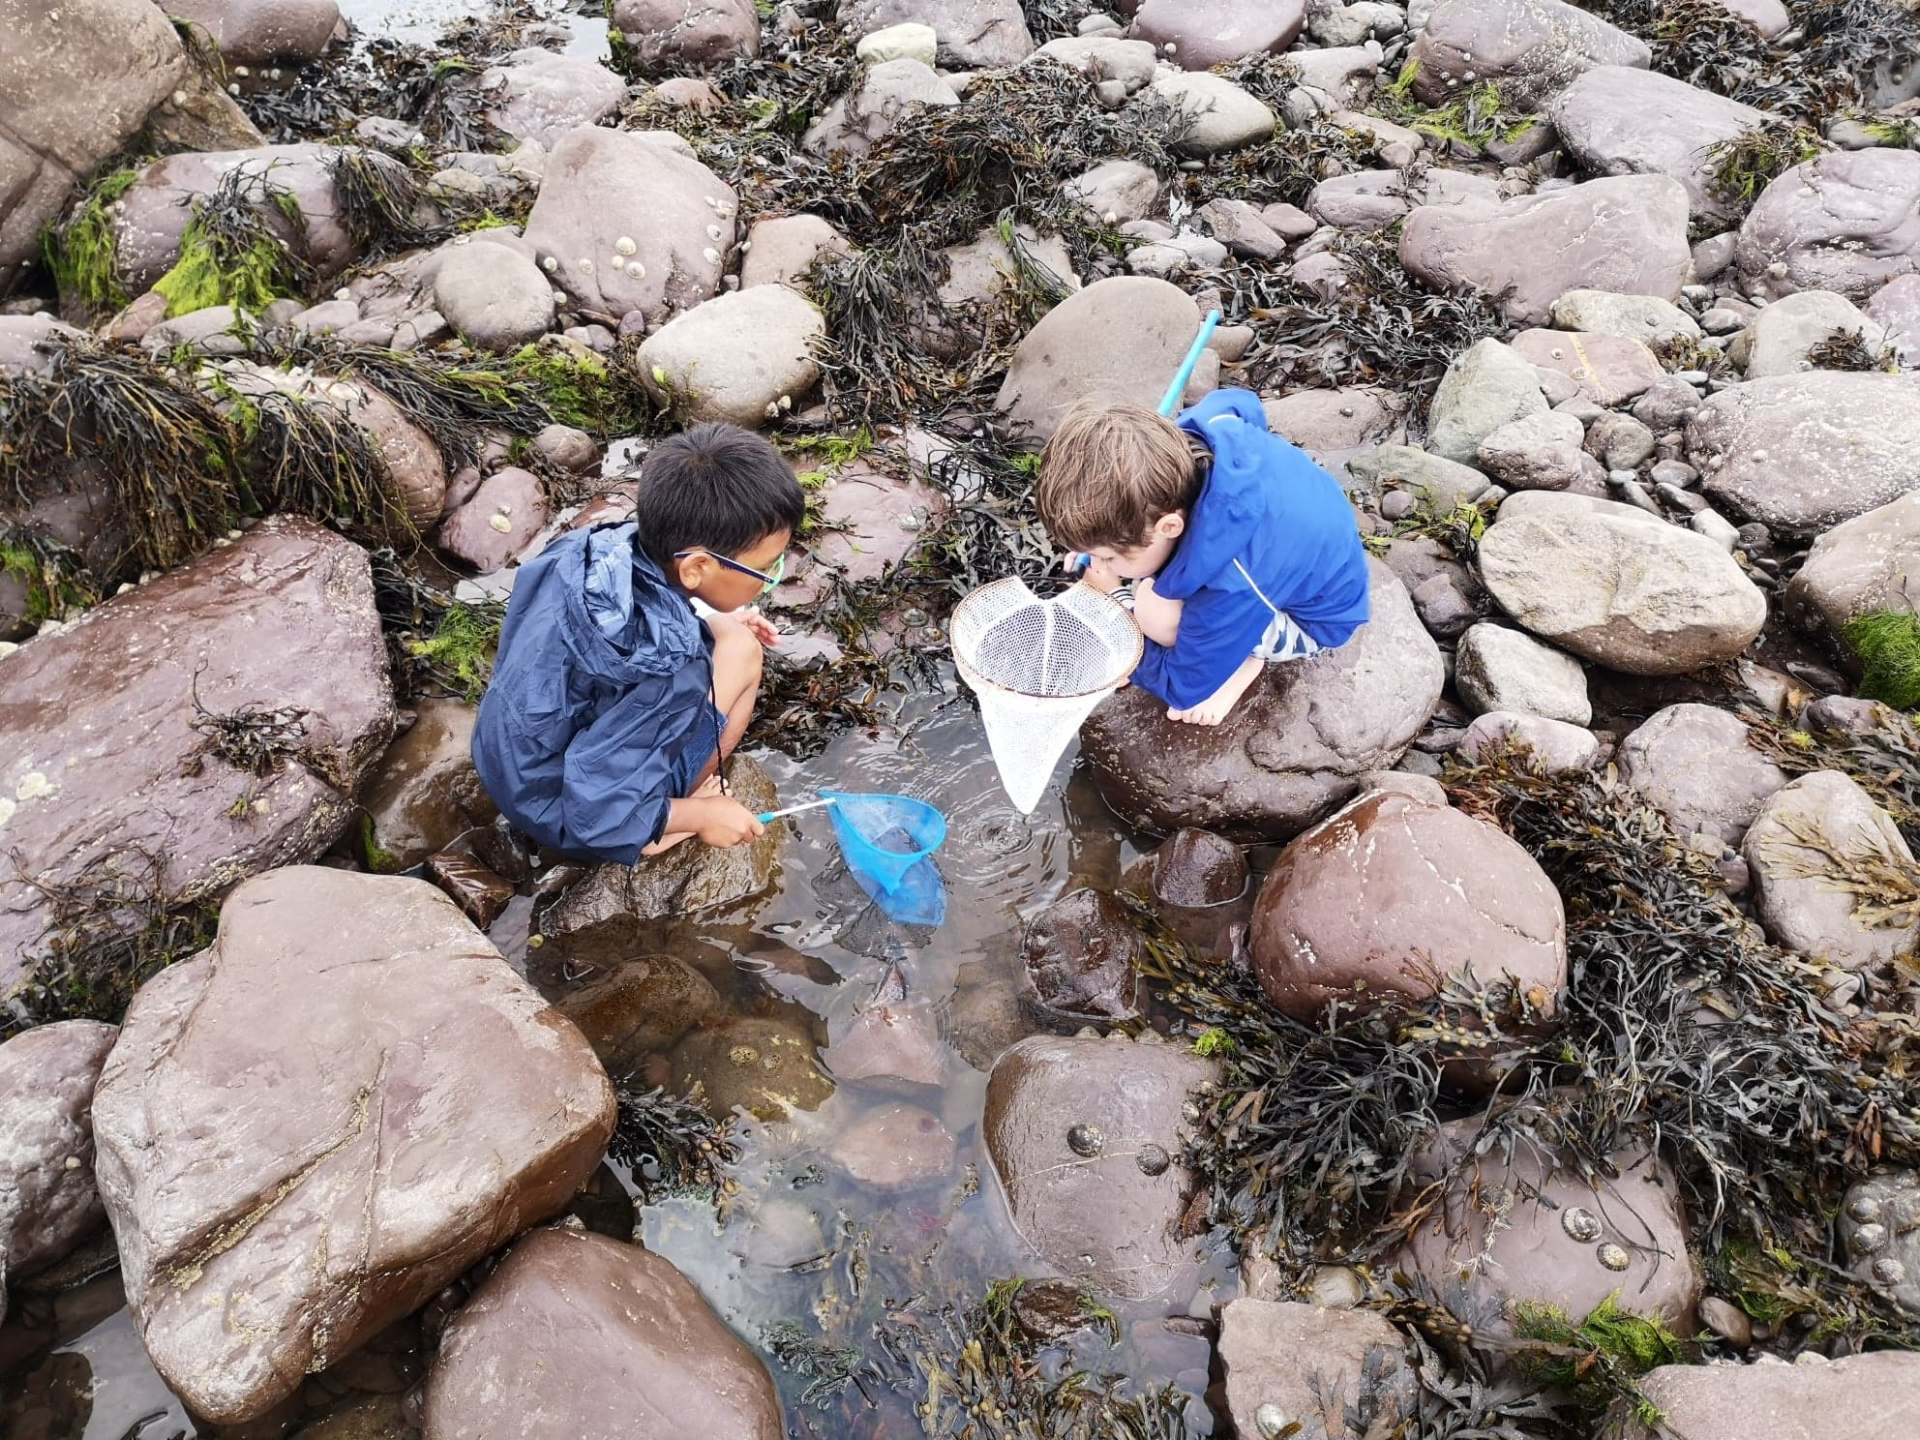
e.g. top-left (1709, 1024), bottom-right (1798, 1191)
top-left (639, 774), bottom-right (725, 856)
top-left (1168, 656), bottom-right (1262, 727)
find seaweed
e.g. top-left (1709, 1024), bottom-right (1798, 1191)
top-left (181, 665), bottom-right (311, 779)
top-left (0, 526), bottom-right (99, 624)
top-left (152, 162), bottom-right (314, 317)
top-left (42, 167), bottom-right (140, 316)
top-left (1705, 118), bottom-right (1825, 207)
top-left (1808, 326), bottom-right (1899, 373)
top-left (1019, 0), bottom-right (1106, 42)
top-left (328, 146), bottom-right (448, 256)
top-left (1743, 701), bottom-right (1920, 845)
top-left (1195, 118), bottom-right (1376, 209)
top-left (1510, 1295), bottom-right (1685, 1425)
top-left (1844, 611), bottom-right (1920, 709)
top-left (763, 1322), bottom-right (890, 1410)
top-left (1371, 62), bottom-right (1538, 153)
top-left (502, 340), bottom-right (662, 438)
top-left (609, 1082), bottom-right (741, 1203)
top-left (408, 600), bottom-right (504, 702)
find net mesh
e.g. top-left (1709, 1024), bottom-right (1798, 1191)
top-left (951, 578), bottom-right (1143, 813)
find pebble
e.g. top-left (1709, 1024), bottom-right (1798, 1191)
top-left (1700, 1296), bottom-right (1753, 1347)
top-left (1380, 490), bottom-right (1416, 521)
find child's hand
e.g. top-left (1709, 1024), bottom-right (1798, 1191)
top-left (739, 607), bottom-right (779, 648)
top-left (695, 797), bottom-right (766, 848)
top-left (1077, 557), bottom-right (1123, 595)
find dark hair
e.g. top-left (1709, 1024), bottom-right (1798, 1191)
top-left (632, 422), bottom-right (805, 574)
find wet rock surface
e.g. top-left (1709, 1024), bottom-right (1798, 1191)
top-left (1020, 886), bottom-right (1143, 1026)
top-left (354, 701), bottom-right (497, 872)
top-left (1216, 1300), bottom-right (1413, 1440)
top-left (1785, 493), bottom-right (1920, 649)
top-left (1147, 828), bottom-right (1248, 907)
top-left (424, 1226), bottom-right (781, 1440)
top-left (611, 0), bottom-right (760, 74)
top-left (829, 1101), bottom-right (956, 1190)
top-left (91, 866), bottom-right (615, 1424)
top-left (552, 949), bottom-right (723, 1074)
top-left (669, 1013), bottom-right (832, 1120)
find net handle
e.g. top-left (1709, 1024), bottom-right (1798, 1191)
top-left (1157, 309), bottom-right (1222, 417)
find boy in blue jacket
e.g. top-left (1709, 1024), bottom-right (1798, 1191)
top-left (1034, 391), bottom-right (1370, 725)
top-left (472, 423), bottom-right (804, 860)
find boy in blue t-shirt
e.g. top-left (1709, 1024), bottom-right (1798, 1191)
top-left (1033, 390), bottom-right (1371, 725)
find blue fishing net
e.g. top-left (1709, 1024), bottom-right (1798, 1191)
top-left (821, 789), bottom-right (948, 927)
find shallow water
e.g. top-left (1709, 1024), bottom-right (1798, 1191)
top-left (0, 690), bottom-right (1240, 1438)
top-left (335, 0), bottom-right (609, 58)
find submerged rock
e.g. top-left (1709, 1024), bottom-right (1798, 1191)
top-left (830, 1101), bottom-right (957, 1190)
top-left (91, 866), bottom-right (615, 1424)
top-left (1606, 1352), bottom-right (1920, 1440)
top-left (611, 0), bottom-right (760, 74)
top-left (838, 0), bottom-right (1035, 69)
top-left (1082, 559), bottom-right (1443, 840)
top-left (553, 951), bottom-right (723, 1074)
top-left (669, 1014), bottom-right (832, 1120)
top-left (984, 1033), bottom-right (1216, 1300)
top-left (1020, 887), bottom-right (1142, 1027)
top-left (1217, 1300), bottom-right (1414, 1440)
top-left (1784, 494), bottom-right (1920, 652)
top-left (637, 285), bottom-right (824, 428)
top-left (424, 1227), bottom-right (781, 1440)
top-left (1616, 704), bottom-right (1788, 849)
top-left (357, 700), bottom-right (497, 871)
top-left (1410, 0), bottom-right (1650, 111)
top-left (1736, 149), bottom-right (1920, 302)
top-left (0, 519), bottom-right (394, 999)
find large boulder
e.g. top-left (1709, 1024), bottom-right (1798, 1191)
top-left (1689, 372), bottom-right (1920, 538)
top-left (523, 128), bottom-right (738, 324)
top-left (1607, 1353), bottom-right (1920, 1440)
top-left (1616, 703), bottom-right (1788, 848)
top-left (802, 57), bottom-right (960, 157)
top-left (610, 0), bottom-right (760, 74)
top-left (91, 867), bottom-right (615, 1424)
top-left (1548, 67), bottom-right (1765, 224)
top-left (0, 519), bottom-right (395, 999)
top-left (838, 0), bottom-right (1035, 69)
top-left (1080, 559), bottom-right (1444, 840)
top-left (1785, 494), bottom-right (1920, 651)
top-left (357, 700), bottom-right (497, 870)
top-left (1400, 176), bottom-right (1692, 326)
top-left (1217, 1301), bottom-right (1413, 1440)
top-left (1397, 1116), bottom-right (1700, 1339)
top-left (482, 49), bottom-right (626, 149)
top-left (0, 1021), bottom-right (117, 1324)
top-left (424, 1227), bottom-right (780, 1440)
top-left (168, 0), bottom-right (341, 65)
top-left (1020, 887), bottom-right (1142, 1027)
top-left (1127, 0), bottom-right (1306, 70)
top-left (1736, 149), bottom-right (1920, 302)
top-left (1454, 622), bottom-right (1591, 725)
top-left (995, 276), bottom-right (1202, 443)
top-left (983, 1032), bottom-right (1216, 1300)
top-left (1475, 491), bottom-right (1768, 675)
top-left (0, 0), bottom-right (192, 273)
top-left (1250, 789), bottom-right (1567, 1019)
top-left (636, 285), bottom-right (824, 427)
top-left (1743, 771), bottom-right (1920, 971)
top-left (434, 236), bottom-right (557, 352)
top-left (1733, 289), bottom-right (1886, 379)
top-left (1409, 0), bottom-right (1651, 111)
top-left (1427, 337), bottom-right (1550, 465)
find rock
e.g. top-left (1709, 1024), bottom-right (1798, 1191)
top-left (437, 466), bottom-right (551, 572)
top-left (1734, 289), bottom-right (1887, 378)
top-left (482, 48), bottom-right (625, 149)
top-left (1309, 167), bottom-right (1500, 232)
top-left (1475, 409), bottom-right (1587, 492)
top-left (1476, 491), bottom-right (1767, 675)
top-left (1149, 828), bottom-right (1248, 907)
top-left (1607, 1352), bottom-right (1920, 1440)
top-left (1198, 197), bottom-right (1287, 261)
top-left (838, 0), bottom-right (1035, 69)
top-left (669, 1014), bottom-right (831, 1120)
top-left (168, 0), bottom-right (340, 64)
top-left (830, 1102), bottom-right (956, 1190)
top-left (1127, 0), bottom-right (1305, 69)
top-left (523, 128), bottom-right (738, 324)
top-left (738, 214), bottom-right (851, 289)
top-left (0, 520), bottom-right (394, 998)
top-left (1869, 272), bottom-right (1920, 366)
top-left (1028, 35), bottom-right (1158, 92)
top-left (1262, 387), bottom-right (1408, 465)
top-left (1403, 175), bottom-right (1691, 327)
top-left (1510, 327), bottom-right (1663, 407)
top-left (1689, 372), bottom-right (1920, 538)
top-left (540, 758), bottom-right (779, 935)
top-left (1455, 622), bottom-right (1591, 724)
top-left (1288, 44), bottom-right (1383, 106)
top-left (91, 867), bottom-right (614, 1424)
top-left (424, 1227), bottom-right (780, 1440)
top-left (828, 982), bottom-right (946, 1087)
top-left (1428, 338), bottom-right (1549, 464)
top-left (1082, 559), bottom-right (1444, 839)
top-left (1065, 159), bottom-right (1162, 224)
top-left (1127, 233), bottom-right (1228, 278)
top-left (1250, 789), bottom-right (1566, 1019)
top-left (434, 238), bottom-right (556, 353)
top-left (142, 301), bottom-right (256, 356)
top-left (1839, 1171), bottom-right (1920, 1317)
top-left (857, 21), bottom-right (939, 66)
top-left (0, 0), bottom-right (198, 273)
top-left (1585, 413), bottom-right (1658, 472)
top-left (1410, 0), bottom-right (1650, 112)
top-left (358, 701), bottom-right (497, 870)
top-left (1148, 71), bottom-right (1277, 156)
top-left (532, 423), bottom-right (597, 472)
top-left (1737, 149), bottom-right (1920, 302)
top-left (1711, 0), bottom-right (1790, 34)
top-left (1458, 711), bottom-right (1600, 772)
top-left (995, 275), bottom-right (1201, 443)
top-left (1550, 289), bottom-right (1701, 347)
top-left (804, 57), bottom-right (961, 156)
top-left (1548, 66), bottom-right (1766, 223)
top-left (1616, 703), bottom-right (1788, 847)
top-left (1217, 1301), bottom-right (1414, 1440)
top-left (423, 851), bottom-right (515, 930)
top-left (1348, 445), bottom-right (1492, 508)
top-left (610, 0), bottom-right (759, 73)
top-left (636, 285), bottom-right (823, 427)
top-left (288, 298), bottom-right (358, 336)
top-left (1743, 771), bottom-right (1920, 970)
top-left (0, 1021), bottom-right (117, 1322)
top-left (1785, 494), bottom-right (1920, 651)
top-left (983, 1033), bottom-right (1216, 1300)
top-left (1021, 887), bottom-right (1141, 1026)
top-left (552, 949), bottom-right (721, 1073)
top-left (1397, 1116), bottom-right (1699, 1340)
top-left (778, 461), bottom-right (943, 607)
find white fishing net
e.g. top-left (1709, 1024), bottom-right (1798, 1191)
top-left (951, 577), bottom-right (1143, 814)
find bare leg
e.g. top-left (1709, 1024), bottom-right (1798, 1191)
top-left (1169, 654), bottom-right (1264, 727)
top-left (1132, 577), bottom-right (1183, 648)
top-left (640, 616), bottom-right (764, 855)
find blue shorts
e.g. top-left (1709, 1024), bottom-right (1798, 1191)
top-left (667, 699), bottom-right (728, 796)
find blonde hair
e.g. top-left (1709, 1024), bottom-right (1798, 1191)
top-left (1033, 399), bottom-right (1201, 552)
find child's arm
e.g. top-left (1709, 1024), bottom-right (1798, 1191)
top-left (662, 794), bottom-right (764, 847)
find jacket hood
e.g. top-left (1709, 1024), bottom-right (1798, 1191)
top-left (1156, 389), bottom-right (1273, 599)
top-left (560, 521), bottom-right (705, 682)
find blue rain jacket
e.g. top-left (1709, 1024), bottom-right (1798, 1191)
top-left (472, 522), bottom-right (721, 862)
top-left (1131, 388), bottom-right (1371, 711)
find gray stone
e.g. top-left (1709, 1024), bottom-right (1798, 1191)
top-left (1411, 570), bottom-right (1477, 637)
top-left (857, 21), bottom-right (939, 66)
top-left (1633, 375), bottom-right (1706, 432)
top-left (1606, 1352), bottom-right (1920, 1440)
top-left (1689, 371), bottom-right (1920, 538)
top-left (482, 48), bottom-right (624, 148)
top-left (839, 0), bottom-right (1035, 68)
top-left (1400, 175), bottom-right (1692, 326)
top-left (1263, 387), bottom-right (1408, 465)
top-left (637, 285), bottom-right (824, 427)
top-left (1428, 338), bottom-right (1550, 465)
top-left (1869, 272), bottom-right (1920, 366)
top-left (1838, 1171), bottom-right (1920, 1317)
top-left (434, 238), bottom-right (556, 352)
top-left (287, 298), bottom-right (358, 336)
top-left (143, 303), bottom-right (255, 357)
top-left (1550, 289), bottom-right (1702, 347)
top-left (1476, 409), bottom-right (1588, 492)
top-left (1129, 0), bottom-right (1306, 70)
top-left (1410, 0), bottom-right (1651, 112)
top-left (1198, 198), bottom-right (1287, 260)
top-left (1028, 35), bottom-right (1158, 92)
top-left (611, 0), bottom-right (759, 73)
top-left (1586, 413), bottom-right (1658, 471)
top-left (804, 57), bottom-right (961, 157)
top-left (1458, 710), bottom-right (1601, 772)
top-left (739, 214), bottom-right (852, 290)
top-left (1785, 493), bottom-right (1920, 651)
top-left (1737, 148), bottom-right (1920, 302)
top-left (1476, 491), bottom-right (1768, 674)
top-left (1348, 445), bottom-right (1491, 508)
top-left (93, 867), bottom-right (615, 1425)
top-left (1308, 167), bottom-right (1500, 231)
top-left (1065, 159), bottom-right (1162, 224)
top-left (1511, 327), bottom-right (1664, 408)
top-left (532, 423), bottom-right (598, 472)
top-left (1455, 622), bottom-right (1591, 723)
top-left (1734, 289), bottom-right (1888, 378)
top-left (168, 0), bottom-right (340, 64)
top-left (1617, 703), bottom-right (1788, 847)
top-left (1217, 1301), bottom-right (1413, 1440)
top-left (1149, 70), bottom-right (1277, 156)
top-left (1744, 771), bottom-right (1920, 970)
top-left (1127, 234), bottom-right (1228, 277)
